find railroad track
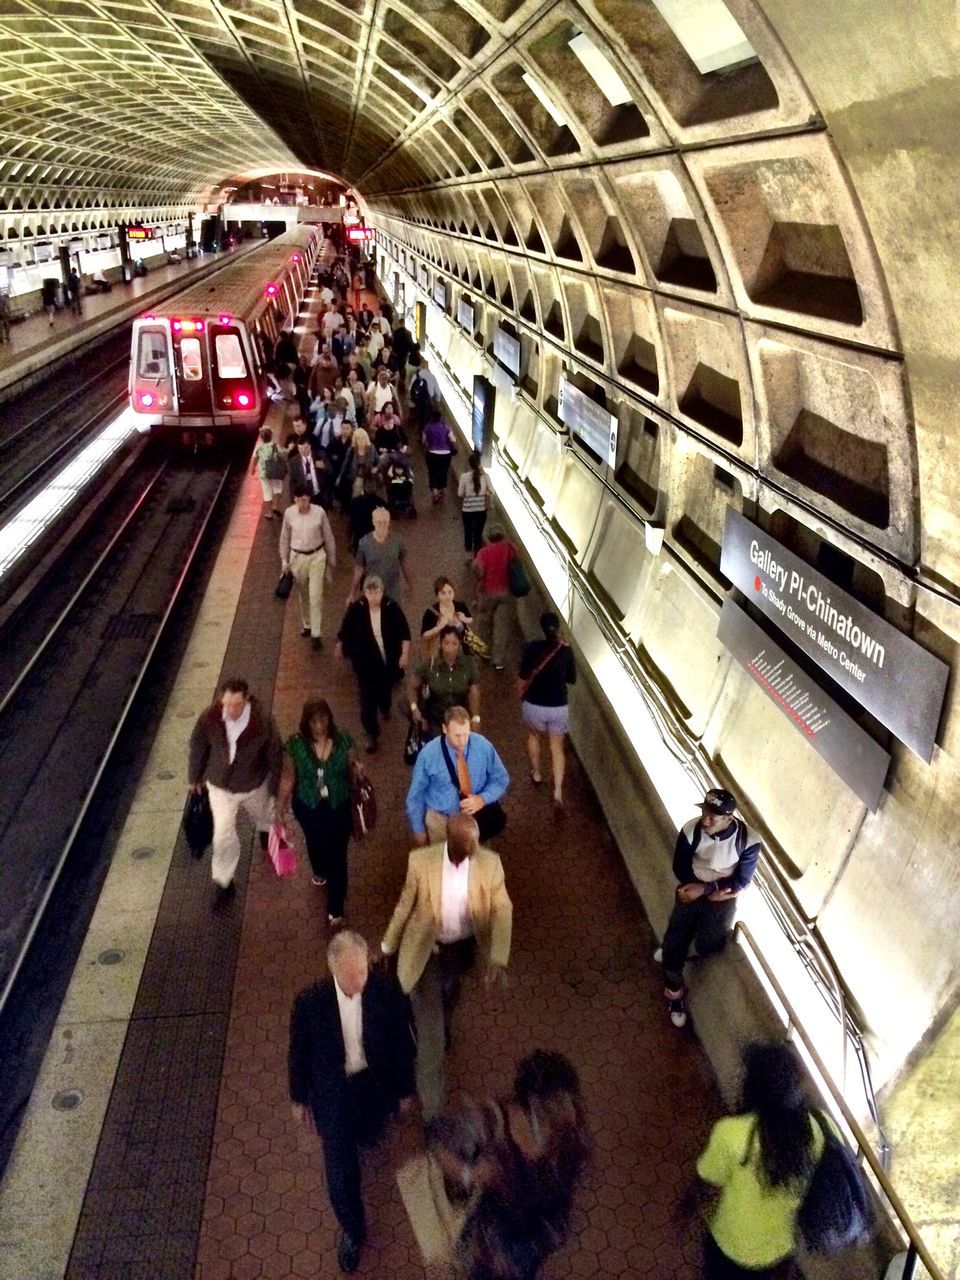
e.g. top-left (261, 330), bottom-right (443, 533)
top-left (0, 451), bottom-right (237, 1171)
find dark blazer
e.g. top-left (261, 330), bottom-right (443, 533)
top-left (288, 973), bottom-right (415, 1133)
top-left (288, 450), bottom-right (327, 502)
top-left (338, 597), bottom-right (410, 678)
top-left (187, 695), bottom-right (282, 794)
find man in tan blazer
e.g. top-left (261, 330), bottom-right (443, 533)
top-left (380, 812), bottom-right (512, 1121)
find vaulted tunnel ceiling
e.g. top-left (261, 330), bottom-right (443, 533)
top-left (2, 0), bottom-right (956, 593)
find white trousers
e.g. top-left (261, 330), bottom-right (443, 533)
top-left (207, 779), bottom-right (274, 887)
top-left (290, 548), bottom-right (327, 637)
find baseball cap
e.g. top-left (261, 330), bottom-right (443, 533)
top-left (697, 788), bottom-right (736, 815)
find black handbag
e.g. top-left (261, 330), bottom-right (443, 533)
top-left (275, 570), bottom-right (294, 600)
top-left (350, 771), bottom-right (377, 840)
top-left (404, 721), bottom-right (424, 766)
top-left (797, 1111), bottom-right (874, 1255)
top-left (184, 787), bottom-right (213, 857)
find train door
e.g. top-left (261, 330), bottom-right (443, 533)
top-left (209, 321), bottom-right (257, 418)
top-left (172, 320), bottom-right (213, 418)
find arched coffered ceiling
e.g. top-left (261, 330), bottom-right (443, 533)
top-left (2, 0), bottom-right (957, 588)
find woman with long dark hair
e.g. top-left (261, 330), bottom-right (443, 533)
top-left (277, 698), bottom-right (360, 925)
top-left (693, 1042), bottom-right (825, 1279)
top-left (457, 450), bottom-right (489, 561)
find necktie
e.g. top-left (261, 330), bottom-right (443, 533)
top-left (307, 459), bottom-right (317, 492)
top-left (456, 747), bottom-right (471, 796)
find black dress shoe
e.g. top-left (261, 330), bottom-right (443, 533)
top-left (337, 1232), bottom-right (361, 1273)
top-left (311, 636), bottom-right (323, 651)
top-left (259, 831), bottom-right (269, 850)
top-left (301, 627), bottom-right (310, 637)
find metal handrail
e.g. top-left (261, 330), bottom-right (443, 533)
top-left (735, 921), bottom-right (942, 1280)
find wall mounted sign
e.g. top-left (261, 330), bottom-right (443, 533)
top-left (458, 298), bottom-right (476, 333)
top-left (347, 226), bottom-right (374, 242)
top-left (558, 375), bottom-right (617, 467)
top-left (417, 263), bottom-right (429, 289)
top-left (433, 279), bottom-right (448, 309)
top-left (720, 509), bottom-right (948, 761)
top-left (493, 326), bottom-right (520, 379)
top-left (126, 225), bottom-right (154, 240)
top-left (34, 242), bottom-right (54, 262)
top-left (718, 599), bottom-right (890, 810)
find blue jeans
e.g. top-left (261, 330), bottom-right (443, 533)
top-left (661, 892), bottom-right (736, 992)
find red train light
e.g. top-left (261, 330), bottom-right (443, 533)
top-left (291, 253), bottom-right (301, 263)
top-left (265, 283), bottom-right (278, 296)
top-left (236, 392), bottom-right (252, 408)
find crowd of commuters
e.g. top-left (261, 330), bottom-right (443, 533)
top-left (185, 249), bottom-right (860, 1278)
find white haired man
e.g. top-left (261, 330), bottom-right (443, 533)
top-left (289, 930), bottom-right (415, 1273)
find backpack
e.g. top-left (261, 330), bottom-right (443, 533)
top-left (409, 373), bottom-right (432, 408)
top-left (797, 1111), bottom-right (873, 1255)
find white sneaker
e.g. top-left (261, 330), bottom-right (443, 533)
top-left (653, 945), bottom-right (663, 964)
top-left (668, 996), bottom-right (688, 1028)
top-left (654, 943), bottom-right (699, 964)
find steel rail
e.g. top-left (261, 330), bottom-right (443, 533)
top-left (0, 461), bottom-right (232, 1021)
top-left (0, 390), bottom-right (129, 518)
top-left (0, 353), bottom-right (129, 456)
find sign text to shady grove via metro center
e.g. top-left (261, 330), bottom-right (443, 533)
top-left (720, 509), bottom-right (948, 762)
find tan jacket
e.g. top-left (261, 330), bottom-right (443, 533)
top-left (382, 844), bottom-right (512, 994)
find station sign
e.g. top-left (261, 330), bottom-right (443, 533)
top-left (433, 279), bottom-right (448, 310)
top-left (126, 225), bottom-right (155, 240)
top-left (34, 242), bottom-right (54, 262)
top-left (720, 509), bottom-right (948, 761)
top-left (458, 298), bottom-right (475, 333)
top-left (558, 374), bottom-right (617, 467)
top-left (417, 262), bottom-right (429, 290)
top-left (347, 226), bottom-right (374, 242)
top-left (718, 599), bottom-right (890, 810)
top-left (493, 326), bottom-right (520, 379)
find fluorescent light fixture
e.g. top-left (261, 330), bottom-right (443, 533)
top-left (386, 65), bottom-right (436, 105)
top-left (521, 72), bottom-right (567, 127)
top-left (0, 409), bottom-right (137, 579)
top-left (568, 33), bottom-right (633, 107)
top-left (649, 0), bottom-right (757, 74)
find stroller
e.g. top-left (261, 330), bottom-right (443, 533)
top-left (383, 451), bottom-right (417, 519)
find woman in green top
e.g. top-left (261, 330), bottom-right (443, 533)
top-left (278, 697), bottom-right (358, 925)
top-left (408, 625), bottom-right (480, 738)
top-left (693, 1042), bottom-right (824, 1278)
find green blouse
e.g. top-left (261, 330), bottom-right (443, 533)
top-left (286, 729), bottom-right (354, 809)
top-left (416, 654), bottom-right (477, 724)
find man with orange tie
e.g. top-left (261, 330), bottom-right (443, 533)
top-left (381, 811), bottom-right (512, 1121)
top-left (405, 705), bottom-right (510, 846)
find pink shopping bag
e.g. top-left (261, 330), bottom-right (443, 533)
top-left (267, 822), bottom-right (298, 877)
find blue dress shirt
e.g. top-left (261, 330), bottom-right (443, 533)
top-left (405, 732), bottom-right (510, 834)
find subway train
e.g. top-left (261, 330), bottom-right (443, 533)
top-left (129, 225), bottom-right (321, 439)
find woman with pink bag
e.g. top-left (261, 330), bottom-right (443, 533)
top-left (277, 697), bottom-right (362, 925)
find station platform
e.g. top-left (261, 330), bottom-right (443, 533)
top-left (0, 241), bottom-right (263, 400)
top-left (0, 285), bottom-right (722, 1280)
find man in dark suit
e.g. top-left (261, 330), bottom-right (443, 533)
top-left (289, 930), bottom-right (415, 1273)
top-left (288, 436), bottom-right (329, 507)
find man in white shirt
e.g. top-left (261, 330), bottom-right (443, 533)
top-left (279, 487), bottom-right (337, 648)
top-left (659, 788), bottom-right (762, 1028)
top-left (380, 813), bottom-right (512, 1120)
top-left (289, 931), bottom-right (415, 1274)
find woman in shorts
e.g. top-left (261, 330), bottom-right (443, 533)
top-left (519, 612), bottom-right (576, 813)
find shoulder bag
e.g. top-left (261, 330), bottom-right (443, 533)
top-left (264, 444), bottom-right (287, 480)
top-left (508, 557), bottom-right (530, 598)
top-left (275, 570), bottom-right (294, 599)
top-left (797, 1110), bottom-right (873, 1255)
top-left (350, 767), bottom-right (377, 839)
top-left (516, 643), bottom-right (562, 702)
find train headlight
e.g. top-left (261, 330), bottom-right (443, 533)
top-left (138, 391), bottom-right (156, 409)
top-left (236, 392), bottom-right (252, 408)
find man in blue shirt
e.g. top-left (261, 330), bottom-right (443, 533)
top-left (406, 705), bottom-right (509, 845)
